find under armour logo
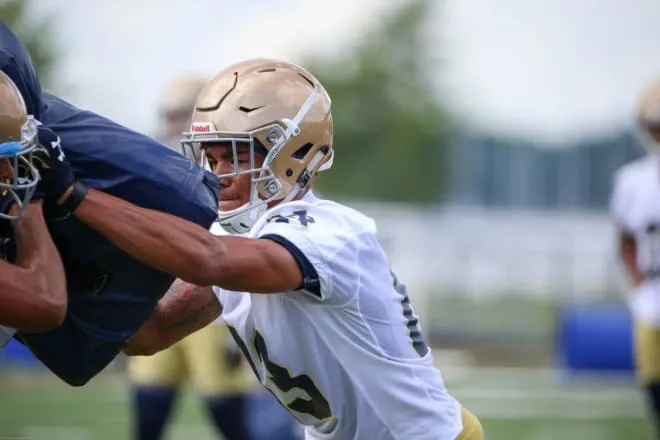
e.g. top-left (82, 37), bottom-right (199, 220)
top-left (32, 136), bottom-right (66, 169)
top-left (50, 136), bottom-right (65, 162)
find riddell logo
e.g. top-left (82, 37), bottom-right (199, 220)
top-left (191, 122), bottom-right (214, 133)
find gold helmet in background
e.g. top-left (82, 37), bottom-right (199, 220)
top-left (158, 75), bottom-right (207, 155)
top-left (181, 58), bottom-right (334, 233)
top-left (637, 78), bottom-right (660, 154)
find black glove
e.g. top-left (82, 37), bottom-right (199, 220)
top-left (31, 126), bottom-right (76, 202)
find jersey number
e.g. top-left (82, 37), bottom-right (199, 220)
top-left (227, 326), bottom-right (332, 421)
top-left (268, 210), bottom-right (315, 226)
top-left (50, 136), bottom-right (66, 162)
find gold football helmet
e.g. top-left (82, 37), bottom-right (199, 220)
top-left (0, 70), bottom-right (40, 219)
top-left (637, 78), bottom-right (660, 154)
top-left (181, 58), bottom-right (334, 233)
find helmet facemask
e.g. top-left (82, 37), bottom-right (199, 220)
top-left (0, 116), bottom-right (40, 220)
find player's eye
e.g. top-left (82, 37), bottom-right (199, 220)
top-left (234, 155), bottom-right (251, 165)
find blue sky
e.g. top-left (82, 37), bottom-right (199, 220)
top-left (31, 0), bottom-right (660, 146)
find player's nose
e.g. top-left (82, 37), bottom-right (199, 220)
top-left (212, 158), bottom-right (235, 176)
top-left (219, 177), bottom-right (231, 189)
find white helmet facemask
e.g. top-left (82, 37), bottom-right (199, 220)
top-left (181, 91), bottom-right (327, 234)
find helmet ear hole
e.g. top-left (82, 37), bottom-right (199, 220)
top-left (291, 143), bottom-right (313, 160)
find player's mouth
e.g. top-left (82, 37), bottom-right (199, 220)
top-left (218, 196), bottom-right (243, 211)
top-left (219, 194), bottom-right (240, 201)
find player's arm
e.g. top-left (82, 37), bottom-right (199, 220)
top-left (618, 230), bottom-right (645, 287)
top-left (123, 279), bottom-right (222, 356)
top-left (31, 141), bottom-right (304, 293)
top-left (68, 187), bottom-right (304, 292)
top-left (0, 201), bottom-right (67, 332)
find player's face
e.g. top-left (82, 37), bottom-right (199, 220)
top-left (204, 143), bottom-right (265, 212)
top-left (0, 159), bottom-right (12, 183)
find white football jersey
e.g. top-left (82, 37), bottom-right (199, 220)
top-left (208, 222), bottom-right (230, 327)
top-left (611, 156), bottom-right (660, 275)
top-left (611, 156), bottom-right (660, 323)
top-left (214, 192), bottom-right (462, 440)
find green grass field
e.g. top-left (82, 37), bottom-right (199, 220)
top-left (0, 364), bottom-right (652, 440)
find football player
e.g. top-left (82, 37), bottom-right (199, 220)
top-left (0, 95), bottom-right (67, 333)
top-left (45, 58), bottom-right (483, 439)
top-left (611, 78), bottom-right (660, 436)
top-left (0, 23), bottom-right (219, 386)
top-left (128, 75), bottom-right (255, 440)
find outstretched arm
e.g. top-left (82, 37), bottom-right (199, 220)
top-left (30, 138), bottom-right (303, 293)
top-left (0, 201), bottom-right (67, 332)
top-left (123, 279), bottom-right (222, 355)
top-left (71, 188), bottom-right (303, 292)
top-left (74, 188), bottom-right (226, 286)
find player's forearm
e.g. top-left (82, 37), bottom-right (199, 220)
top-left (73, 188), bottom-right (226, 285)
top-left (0, 264), bottom-right (65, 331)
top-left (14, 202), bottom-right (68, 291)
top-left (0, 202), bottom-right (67, 331)
top-left (123, 280), bottom-right (221, 355)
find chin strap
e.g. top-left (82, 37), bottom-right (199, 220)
top-left (281, 92), bottom-right (322, 140)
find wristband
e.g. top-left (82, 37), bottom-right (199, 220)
top-left (59, 181), bottom-right (88, 214)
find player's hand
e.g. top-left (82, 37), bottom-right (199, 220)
top-left (31, 127), bottom-right (76, 202)
top-left (6, 197), bottom-right (43, 218)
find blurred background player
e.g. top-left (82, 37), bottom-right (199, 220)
top-left (155, 76), bottom-right (204, 159)
top-left (610, 78), bottom-right (660, 437)
top-left (128, 75), bottom-right (254, 440)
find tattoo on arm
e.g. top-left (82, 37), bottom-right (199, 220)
top-left (157, 279), bottom-right (222, 338)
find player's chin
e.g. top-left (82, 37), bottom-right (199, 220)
top-left (218, 200), bottom-right (243, 212)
